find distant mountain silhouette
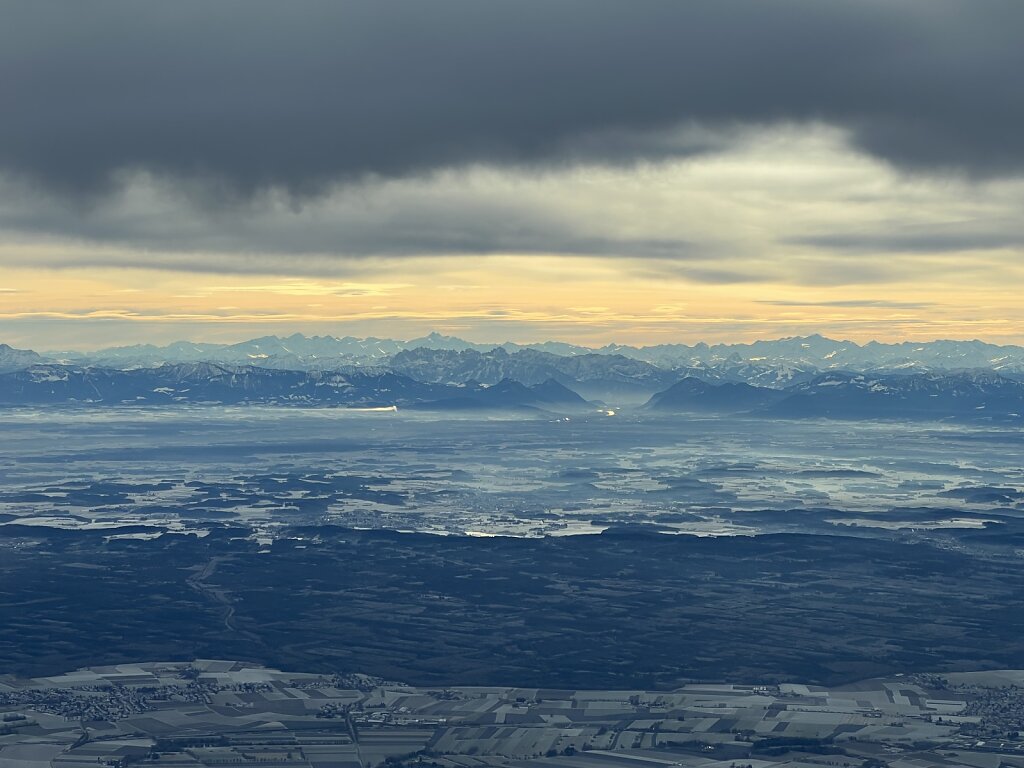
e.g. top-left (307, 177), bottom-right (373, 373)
top-left (391, 346), bottom-right (676, 401)
top-left (0, 343), bottom-right (48, 373)
top-left (619, 334), bottom-right (1024, 373)
top-left (0, 363), bottom-right (592, 413)
top-left (412, 377), bottom-right (591, 411)
top-left (644, 377), bottom-right (786, 413)
top-left (645, 369), bottom-right (1024, 421)
top-left (768, 370), bottom-right (1024, 420)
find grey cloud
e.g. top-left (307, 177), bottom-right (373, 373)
top-left (637, 265), bottom-right (774, 285)
top-left (2, 0), bottom-right (1023, 201)
top-left (792, 231), bottom-right (1024, 254)
top-left (0, 173), bottom-right (703, 267)
top-left (781, 258), bottom-right (924, 287)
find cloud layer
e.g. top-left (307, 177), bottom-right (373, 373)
top-left (3, 1), bottom-right (1023, 200)
top-left (3, 2), bottom-right (1023, 348)
top-left (4, 126), bottom-right (1022, 283)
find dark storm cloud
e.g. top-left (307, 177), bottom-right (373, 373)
top-left (1, 0), bottom-right (1022, 199)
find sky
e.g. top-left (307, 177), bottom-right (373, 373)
top-left (2, 1), bottom-right (1023, 350)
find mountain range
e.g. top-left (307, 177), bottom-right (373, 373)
top-left (647, 370), bottom-right (1024, 421)
top-left (3, 333), bottom-right (1024, 419)
top-left (0, 362), bottom-right (589, 412)
top-left (389, 347), bottom-right (678, 400)
top-left (38, 332), bottom-right (1024, 377)
top-left (3, 360), bottom-right (1022, 421)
